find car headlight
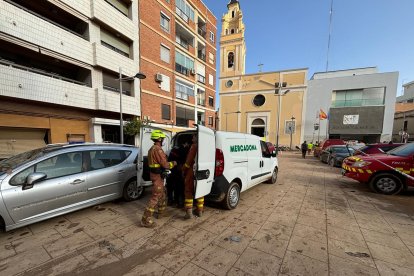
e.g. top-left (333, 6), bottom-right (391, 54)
top-left (352, 161), bottom-right (371, 168)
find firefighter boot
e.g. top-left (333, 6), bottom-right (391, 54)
top-left (194, 209), bottom-right (203, 218)
top-left (141, 209), bottom-right (157, 228)
top-left (184, 208), bottom-right (193, 220)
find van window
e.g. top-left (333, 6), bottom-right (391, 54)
top-left (260, 141), bottom-right (271, 158)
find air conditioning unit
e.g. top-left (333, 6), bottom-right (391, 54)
top-left (190, 69), bottom-right (196, 75)
top-left (155, 73), bottom-right (163, 82)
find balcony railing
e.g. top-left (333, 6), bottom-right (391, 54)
top-left (197, 27), bottom-right (206, 38)
top-left (176, 91), bottom-right (189, 101)
top-left (197, 74), bottom-right (205, 84)
top-left (0, 58), bottom-right (89, 86)
top-left (197, 98), bottom-right (206, 106)
top-left (176, 36), bottom-right (190, 50)
top-left (197, 51), bottom-right (206, 61)
top-left (175, 6), bottom-right (189, 23)
top-left (103, 85), bottom-right (131, 96)
top-left (175, 63), bottom-right (189, 76)
top-left (101, 41), bottom-right (129, 58)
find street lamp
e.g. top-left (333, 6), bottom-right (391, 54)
top-left (224, 111), bottom-right (241, 131)
top-left (275, 81), bottom-right (290, 154)
top-left (118, 67), bottom-right (146, 144)
top-left (289, 116), bottom-right (295, 150)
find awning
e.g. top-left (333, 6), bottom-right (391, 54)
top-left (0, 128), bottom-right (46, 159)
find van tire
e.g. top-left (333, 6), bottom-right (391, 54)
top-left (222, 182), bottom-right (240, 210)
top-left (369, 173), bottom-right (403, 195)
top-left (123, 179), bottom-right (145, 201)
top-left (267, 167), bottom-right (278, 184)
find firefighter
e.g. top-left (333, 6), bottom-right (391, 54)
top-left (141, 130), bottom-right (176, 228)
top-left (182, 134), bottom-right (204, 219)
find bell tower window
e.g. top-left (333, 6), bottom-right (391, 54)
top-left (232, 11), bottom-right (235, 18)
top-left (228, 52), bottom-right (234, 68)
top-left (231, 29), bottom-right (235, 34)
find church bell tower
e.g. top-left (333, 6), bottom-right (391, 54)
top-left (220, 0), bottom-right (246, 78)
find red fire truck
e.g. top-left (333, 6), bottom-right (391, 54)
top-left (342, 143), bottom-right (414, 195)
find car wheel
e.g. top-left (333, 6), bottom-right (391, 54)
top-left (369, 173), bottom-right (403, 195)
top-left (222, 182), bottom-right (240, 210)
top-left (123, 179), bottom-right (145, 201)
top-left (329, 158), bottom-right (335, 167)
top-left (267, 167), bottom-right (278, 184)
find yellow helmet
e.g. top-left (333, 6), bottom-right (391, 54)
top-left (151, 130), bottom-right (166, 140)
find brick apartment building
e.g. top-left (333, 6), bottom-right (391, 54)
top-left (139, 0), bottom-right (217, 132)
top-left (0, 0), bottom-right (142, 158)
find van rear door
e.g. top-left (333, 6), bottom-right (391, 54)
top-left (194, 125), bottom-right (215, 199)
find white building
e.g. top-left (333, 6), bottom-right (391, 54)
top-left (304, 67), bottom-right (398, 143)
top-left (396, 80), bottom-right (414, 103)
top-left (0, 0), bottom-right (142, 158)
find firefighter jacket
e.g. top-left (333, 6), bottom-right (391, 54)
top-left (148, 144), bottom-right (174, 174)
top-left (184, 143), bottom-right (197, 170)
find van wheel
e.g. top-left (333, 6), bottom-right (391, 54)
top-left (369, 173), bottom-right (403, 195)
top-left (123, 179), bottom-right (145, 201)
top-left (267, 167), bottom-right (278, 184)
top-left (222, 182), bottom-right (240, 210)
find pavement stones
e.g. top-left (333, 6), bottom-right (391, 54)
top-left (1, 152), bottom-right (414, 275)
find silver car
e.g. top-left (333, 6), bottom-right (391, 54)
top-left (0, 144), bottom-right (143, 231)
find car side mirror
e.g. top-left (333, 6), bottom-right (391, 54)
top-left (23, 172), bottom-right (47, 190)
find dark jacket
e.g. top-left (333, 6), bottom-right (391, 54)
top-left (301, 142), bottom-right (307, 151)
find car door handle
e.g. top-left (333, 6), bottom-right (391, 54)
top-left (71, 179), bottom-right (85, 185)
top-left (118, 170), bottom-right (125, 174)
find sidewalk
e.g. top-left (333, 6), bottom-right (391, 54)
top-left (1, 152), bottom-right (414, 275)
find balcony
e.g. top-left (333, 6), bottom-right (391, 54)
top-left (197, 74), bottom-right (205, 84)
top-left (176, 91), bottom-right (189, 101)
top-left (175, 63), bottom-right (189, 76)
top-left (197, 98), bottom-right (206, 106)
top-left (175, 6), bottom-right (189, 23)
top-left (197, 27), bottom-right (206, 38)
top-left (176, 36), bottom-right (190, 50)
top-left (93, 43), bottom-right (135, 76)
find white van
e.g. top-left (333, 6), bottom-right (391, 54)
top-left (137, 125), bottom-right (278, 209)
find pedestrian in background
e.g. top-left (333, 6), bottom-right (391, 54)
top-left (141, 130), bottom-right (176, 228)
top-left (307, 141), bottom-right (313, 154)
top-left (301, 141), bottom-right (307, 159)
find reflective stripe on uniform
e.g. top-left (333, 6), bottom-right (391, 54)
top-left (184, 163), bottom-right (190, 169)
top-left (146, 207), bottom-right (155, 212)
top-left (149, 164), bottom-right (161, 168)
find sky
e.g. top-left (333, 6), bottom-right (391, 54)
top-left (203, 0), bottom-right (414, 101)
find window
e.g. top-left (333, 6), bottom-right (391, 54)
top-left (253, 94), bottom-right (266, 107)
top-left (160, 44), bottom-right (170, 63)
top-left (208, 116), bottom-right (213, 126)
top-left (209, 74), bottom-right (214, 86)
top-left (209, 96), bottom-right (214, 107)
top-left (162, 104), bottom-right (171, 120)
top-left (176, 80), bottom-right (194, 100)
top-left (209, 52), bottom-right (214, 64)
top-left (175, 51), bottom-right (194, 75)
top-left (101, 29), bottom-right (130, 58)
top-left (175, 0), bottom-right (195, 22)
top-left (197, 89), bottom-right (205, 106)
top-left (104, 0), bottom-right (129, 17)
top-left (210, 31), bottom-right (215, 43)
top-left (231, 29), bottom-right (235, 34)
top-left (160, 13), bottom-right (170, 33)
top-left (89, 150), bottom-right (131, 170)
top-left (226, 80), bottom-right (233, 88)
top-left (332, 87), bottom-right (385, 107)
top-left (232, 11), bottom-right (235, 18)
top-left (260, 141), bottom-right (271, 158)
top-left (10, 152), bottom-right (83, 185)
top-left (228, 52), bottom-right (234, 68)
top-left (176, 106), bottom-right (195, 127)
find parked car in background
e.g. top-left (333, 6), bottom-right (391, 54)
top-left (342, 143), bottom-right (414, 195)
top-left (314, 139), bottom-right (346, 157)
top-left (353, 143), bottom-right (403, 156)
top-left (0, 144), bottom-right (141, 231)
top-left (320, 145), bottom-right (355, 166)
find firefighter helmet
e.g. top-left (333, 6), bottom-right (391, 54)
top-left (151, 130), bottom-right (166, 140)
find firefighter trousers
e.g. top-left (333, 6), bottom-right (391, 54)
top-left (184, 171), bottom-right (204, 211)
top-left (142, 173), bottom-right (166, 223)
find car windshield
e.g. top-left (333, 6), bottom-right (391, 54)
top-left (387, 143), bottom-right (414, 157)
top-left (0, 148), bottom-right (46, 176)
top-left (332, 147), bottom-right (353, 154)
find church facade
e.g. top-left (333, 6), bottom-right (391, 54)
top-left (219, 0), bottom-right (308, 147)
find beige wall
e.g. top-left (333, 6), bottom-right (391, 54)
top-left (219, 70), bottom-right (307, 147)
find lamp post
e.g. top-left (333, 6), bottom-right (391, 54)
top-left (275, 81), bottom-right (290, 154)
top-left (289, 115), bottom-right (295, 150)
top-left (118, 67), bottom-right (146, 144)
top-left (224, 111), bottom-right (241, 131)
